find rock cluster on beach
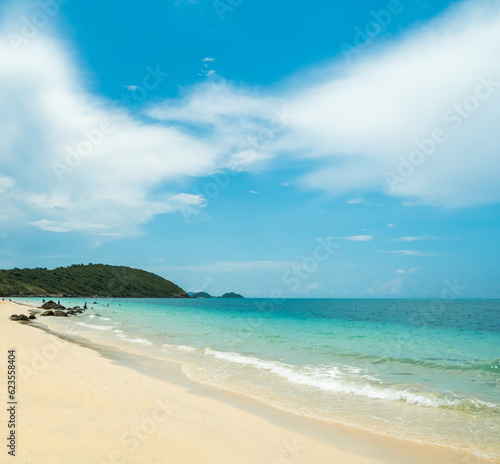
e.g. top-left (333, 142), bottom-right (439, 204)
top-left (41, 300), bottom-right (66, 310)
top-left (9, 300), bottom-right (87, 323)
top-left (39, 300), bottom-right (85, 318)
top-left (9, 314), bottom-right (30, 322)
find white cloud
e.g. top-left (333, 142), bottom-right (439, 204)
top-left (0, 176), bottom-right (15, 194)
top-left (391, 234), bottom-right (433, 242)
top-left (199, 69), bottom-right (216, 77)
top-left (0, 7), bottom-right (236, 235)
top-left (387, 223), bottom-right (396, 228)
top-left (28, 219), bottom-right (110, 234)
top-left (346, 235), bottom-right (374, 242)
top-left (202, 57), bottom-right (215, 62)
top-left (323, 235), bottom-right (374, 242)
top-left (149, 0), bottom-right (500, 208)
top-left (2, 0), bottom-right (500, 241)
top-left (378, 250), bottom-right (440, 256)
top-left (366, 267), bottom-right (418, 295)
top-left (187, 277), bottom-right (212, 293)
top-left (347, 198), bottom-right (369, 205)
top-left (249, 190), bottom-right (259, 194)
top-left (160, 260), bottom-right (295, 273)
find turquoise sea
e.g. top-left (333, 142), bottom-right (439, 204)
top-left (17, 298), bottom-right (500, 459)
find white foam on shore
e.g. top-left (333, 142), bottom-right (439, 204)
top-left (202, 348), bottom-right (474, 410)
top-left (125, 338), bottom-right (153, 346)
top-left (163, 344), bottom-right (196, 352)
top-left (113, 329), bottom-right (127, 339)
top-left (100, 317), bottom-right (111, 321)
top-left (76, 322), bottom-right (113, 331)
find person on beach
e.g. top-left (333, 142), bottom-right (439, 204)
top-left (84, 302), bottom-right (87, 310)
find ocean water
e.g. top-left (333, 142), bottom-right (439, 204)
top-left (17, 298), bottom-right (500, 459)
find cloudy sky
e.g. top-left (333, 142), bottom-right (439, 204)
top-left (0, 0), bottom-right (499, 297)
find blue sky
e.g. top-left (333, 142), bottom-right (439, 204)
top-left (0, 0), bottom-right (499, 297)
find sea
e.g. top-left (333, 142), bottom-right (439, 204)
top-left (14, 297), bottom-right (500, 459)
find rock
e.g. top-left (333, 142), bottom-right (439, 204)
top-left (41, 310), bottom-right (55, 316)
top-left (41, 300), bottom-right (66, 310)
top-left (54, 310), bottom-right (68, 317)
top-left (76, 310), bottom-right (83, 314)
top-left (29, 314), bottom-right (37, 320)
top-left (41, 300), bottom-right (57, 309)
top-left (10, 314), bottom-right (30, 321)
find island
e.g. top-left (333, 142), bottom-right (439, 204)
top-left (221, 292), bottom-right (244, 298)
top-left (189, 291), bottom-right (213, 298)
top-left (0, 264), bottom-right (189, 298)
top-left (189, 291), bottom-right (244, 299)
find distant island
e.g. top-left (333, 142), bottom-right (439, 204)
top-left (0, 264), bottom-right (189, 298)
top-left (189, 291), bottom-right (244, 299)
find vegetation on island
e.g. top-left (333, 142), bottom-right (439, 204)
top-left (189, 291), bottom-right (244, 298)
top-left (0, 264), bottom-right (189, 298)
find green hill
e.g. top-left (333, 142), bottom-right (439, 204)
top-left (190, 291), bottom-right (213, 298)
top-left (221, 292), bottom-right (244, 298)
top-left (0, 264), bottom-right (189, 298)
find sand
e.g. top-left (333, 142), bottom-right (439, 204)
top-left (0, 300), bottom-right (493, 464)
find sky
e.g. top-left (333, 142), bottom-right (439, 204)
top-left (0, 0), bottom-right (499, 298)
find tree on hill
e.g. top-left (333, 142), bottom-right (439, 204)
top-left (0, 264), bottom-right (189, 298)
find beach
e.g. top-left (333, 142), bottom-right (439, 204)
top-left (0, 299), bottom-right (496, 464)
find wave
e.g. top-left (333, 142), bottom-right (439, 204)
top-left (203, 349), bottom-right (500, 413)
top-left (125, 337), bottom-right (152, 346)
top-left (75, 322), bottom-right (113, 331)
top-left (369, 355), bottom-right (500, 375)
top-left (113, 329), bottom-right (127, 339)
top-left (163, 344), bottom-right (196, 352)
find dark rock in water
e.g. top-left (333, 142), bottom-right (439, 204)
top-left (41, 310), bottom-right (55, 316)
top-left (92, 301), bottom-right (98, 304)
top-left (74, 306), bottom-right (81, 310)
top-left (41, 300), bottom-right (57, 309)
top-left (76, 310), bottom-right (83, 314)
top-left (29, 314), bottom-right (37, 320)
top-left (54, 310), bottom-right (68, 317)
top-left (9, 315), bottom-right (19, 321)
top-left (17, 314), bottom-right (30, 321)
top-left (41, 300), bottom-right (66, 310)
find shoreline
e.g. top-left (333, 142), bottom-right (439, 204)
top-left (1, 300), bottom-right (497, 464)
